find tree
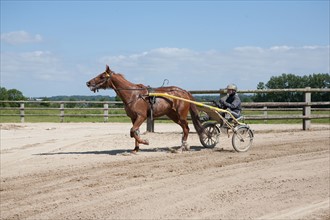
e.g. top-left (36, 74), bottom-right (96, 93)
top-left (307, 73), bottom-right (330, 102)
top-left (7, 89), bottom-right (26, 101)
top-left (0, 87), bottom-right (9, 107)
top-left (0, 87), bottom-right (8, 100)
top-left (253, 82), bottom-right (267, 102)
top-left (0, 87), bottom-right (26, 107)
top-left (265, 74), bottom-right (304, 102)
top-left (253, 73), bottom-right (330, 102)
top-left (67, 98), bottom-right (77, 108)
top-left (39, 97), bottom-right (51, 107)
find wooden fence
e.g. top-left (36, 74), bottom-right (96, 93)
top-left (0, 100), bottom-right (125, 123)
top-left (0, 88), bottom-right (329, 131)
top-left (188, 87), bottom-right (330, 131)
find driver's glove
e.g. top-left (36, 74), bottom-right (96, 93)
top-left (212, 100), bottom-right (221, 108)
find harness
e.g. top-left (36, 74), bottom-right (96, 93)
top-left (98, 72), bottom-right (186, 122)
top-left (99, 71), bottom-right (160, 121)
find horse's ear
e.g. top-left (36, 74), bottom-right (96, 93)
top-left (106, 65), bottom-right (110, 73)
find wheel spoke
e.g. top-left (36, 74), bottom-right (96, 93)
top-left (232, 127), bottom-right (253, 152)
top-left (200, 123), bottom-right (220, 148)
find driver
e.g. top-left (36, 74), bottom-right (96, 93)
top-left (215, 84), bottom-right (242, 119)
top-left (201, 84), bottom-right (242, 122)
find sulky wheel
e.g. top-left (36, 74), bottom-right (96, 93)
top-left (232, 126), bottom-right (254, 152)
top-left (200, 122), bottom-right (220, 148)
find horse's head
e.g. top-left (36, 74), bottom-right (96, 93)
top-left (86, 65), bottom-right (113, 93)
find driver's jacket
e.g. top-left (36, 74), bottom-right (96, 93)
top-left (220, 93), bottom-right (242, 115)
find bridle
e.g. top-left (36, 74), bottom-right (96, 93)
top-left (101, 71), bottom-right (147, 92)
top-left (98, 71), bottom-right (149, 106)
top-left (90, 72), bottom-right (189, 108)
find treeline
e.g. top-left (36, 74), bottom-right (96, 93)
top-left (41, 95), bottom-right (116, 102)
top-left (1, 73), bottom-right (329, 107)
top-left (0, 88), bottom-right (26, 107)
top-left (194, 73), bottom-right (329, 103)
top-left (194, 94), bottom-right (253, 103)
top-left (0, 88), bottom-right (119, 107)
top-left (34, 96), bottom-right (121, 108)
top-left (253, 73), bottom-right (329, 102)
top-left (0, 87), bottom-right (25, 101)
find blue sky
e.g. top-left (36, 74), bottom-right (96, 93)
top-left (1, 0), bottom-right (329, 97)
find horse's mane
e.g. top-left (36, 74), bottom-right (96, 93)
top-left (114, 72), bottom-right (147, 89)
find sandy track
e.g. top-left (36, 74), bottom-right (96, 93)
top-left (0, 123), bottom-right (329, 219)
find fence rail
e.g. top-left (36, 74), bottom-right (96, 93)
top-left (189, 88), bottom-right (330, 94)
top-left (0, 88), bottom-right (329, 130)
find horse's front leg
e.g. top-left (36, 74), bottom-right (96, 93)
top-left (130, 115), bottom-right (149, 153)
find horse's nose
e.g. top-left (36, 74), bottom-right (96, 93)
top-left (86, 82), bottom-right (90, 87)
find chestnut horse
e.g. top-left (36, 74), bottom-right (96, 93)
top-left (86, 65), bottom-right (203, 153)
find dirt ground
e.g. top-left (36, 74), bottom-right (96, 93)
top-left (0, 122), bottom-right (329, 220)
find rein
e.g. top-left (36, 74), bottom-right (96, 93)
top-left (114, 87), bottom-right (148, 91)
top-left (104, 72), bottom-right (148, 92)
top-left (102, 72), bottom-right (151, 106)
top-left (99, 72), bottom-right (185, 103)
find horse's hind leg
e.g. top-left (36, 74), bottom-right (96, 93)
top-left (130, 116), bottom-right (149, 153)
top-left (167, 112), bottom-right (190, 151)
top-left (180, 120), bottom-right (190, 150)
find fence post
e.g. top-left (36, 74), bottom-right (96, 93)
top-left (147, 117), bottom-right (154, 132)
top-left (103, 103), bottom-right (109, 122)
top-left (263, 106), bottom-right (268, 123)
top-left (20, 103), bottom-right (25, 123)
top-left (146, 107), bottom-right (154, 132)
top-left (303, 87), bottom-right (311, 130)
top-left (60, 103), bottom-right (64, 123)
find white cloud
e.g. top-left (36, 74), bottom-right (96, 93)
top-left (269, 45), bottom-right (293, 51)
top-left (302, 45), bottom-right (324, 50)
top-left (20, 51), bottom-right (57, 63)
top-left (99, 45), bottom-right (329, 90)
top-left (1, 31), bottom-right (43, 45)
top-left (234, 46), bottom-right (264, 53)
top-left (1, 45), bottom-right (329, 97)
top-left (1, 50), bottom-right (70, 82)
top-left (0, 50), bottom-right (79, 96)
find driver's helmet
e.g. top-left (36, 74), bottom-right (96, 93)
top-left (226, 84), bottom-right (238, 91)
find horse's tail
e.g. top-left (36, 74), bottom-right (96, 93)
top-left (189, 100), bottom-right (204, 136)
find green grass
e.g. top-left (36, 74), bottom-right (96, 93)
top-left (243, 110), bottom-right (330, 124)
top-left (0, 108), bottom-right (130, 123)
top-left (0, 108), bottom-right (329, 124)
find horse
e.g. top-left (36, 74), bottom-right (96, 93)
top-left (86, 65), bottom-right (203, 153)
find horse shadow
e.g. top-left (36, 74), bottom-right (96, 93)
top-left (37, 149), bottom-right (128, 156)
top-left (35, 145), bottom-right (223, 156)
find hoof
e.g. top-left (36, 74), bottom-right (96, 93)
top-left (143, 139), bottom-right (149, 145)
top-left (168, 147), bottom-right (185, 154)
top-left (168, 147), bottom-right (178, 153)
top-left (131, 146), bottom-right (139, 154)
top-left (181, 141), bottom-right (190, 151)
top-left (178, 147), bottom-right (189, 152)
